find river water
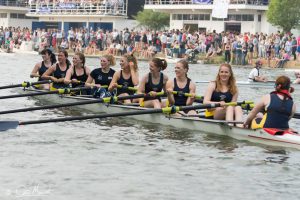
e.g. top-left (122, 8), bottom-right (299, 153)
top-left (0, 52), bottom-right (299, 200)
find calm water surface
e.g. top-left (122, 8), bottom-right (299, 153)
top-left (0, 53), bottom-right (299, 200)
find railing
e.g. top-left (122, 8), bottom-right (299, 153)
top-left (145, 0), bottom-right (269, 5)
top-left (0, 0), bottom-right (28, 7)
top-left (27, 0), bottom-right (127, 16)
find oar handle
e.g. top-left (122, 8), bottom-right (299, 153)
top-left (171, 91), bottom-right (203, 100)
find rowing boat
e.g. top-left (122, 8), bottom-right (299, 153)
top-left (196, 80), bottom-right (300, 88)
top-left (16, 87), bottom-right (300, 150)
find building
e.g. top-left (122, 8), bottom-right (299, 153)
top-left (144, 0), bottom-right (280, 34)
top-left (26, 0), bottom-right (139, 31)
top-left (0, 0), bottom-right (38, 28)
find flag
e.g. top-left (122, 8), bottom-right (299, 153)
top-left (192, 0), bottom-right (212, 4)
top-left (212, 0), bottom-right (229, 19)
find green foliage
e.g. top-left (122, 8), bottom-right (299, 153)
top-left (134, 10), bottom-right (170, 31)
top-left (267, 0), bottom-right (300, 32)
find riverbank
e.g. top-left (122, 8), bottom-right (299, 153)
top-left (7, 47), bottom-right (300, 69)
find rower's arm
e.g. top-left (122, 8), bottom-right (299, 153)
top-left (203, 82), bottom-right (217, 104)
top-left (41, 65), bottom-right (57, 82)
top-left (290, 103), bottom-right (297, 119)
top-left (30, 62), bottom-right (41, 78)
top-left (244, 95), bottom-right (269, 128)
top-left (186, 82), bottom-right (196, 106)
top-left (108, 71), bottom-right (120, 92)
top-left (85, 74), bottom-right (95, 88)
top-left (64, 67), bottom-right (73, 85)
top-left (166, 80), bottom-right (175, 106)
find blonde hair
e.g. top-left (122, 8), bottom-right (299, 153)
top-left (101, 54), bottom-right (116, 66)
top-left (123, 54), bottom-right (138, 72)
top-left (215, 63), bottom-right (237, 95)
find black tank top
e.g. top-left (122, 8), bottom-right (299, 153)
top-left (71, 67), bottom-right (88, 88)
top-left (117, 70), bottom-right (134, 95)
top-left (210, 84), bottom-right (233, 103)
top-left (52, 63), bottom-right (69, 89)
top-left (144, 72), bottom-right (164, 101)
top-left (264, 94), bottom-right (293, 129)
top-left (90, 68), bottom-right (115, 86)
top-left (38, 61), bottom-right (49, 81)
top-left (173, 78), bottom-right (190, 106)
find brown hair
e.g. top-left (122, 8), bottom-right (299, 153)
top-left (101, 54), bottom-right (116, 66)
top-left (215, 63), bottom-right (237, 95)
top-left (75, 52), bottom-right (85, 67)
top-left (151, 58), bottom-right (167, 71)
top-left (275, 75), bottom-right (294, 93)
top-left (177, 59), bottom-right (189, 77)
top-left (123, 54), bottom-right (138, 72)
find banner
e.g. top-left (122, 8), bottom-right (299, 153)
top-left (58, 3), bottom-right (76, 9)
top-left (212, 0), bottom-right (229, 19)
top-left (192, 0), bottom-right (212, 4)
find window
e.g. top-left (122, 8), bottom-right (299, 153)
top-left (258, 14), bottom-right (261, 22)
top-left (10, 13), bottom-right (18, 18)
top-left (204, 14), bottom-right (210, 20)
top-left (0, 13), bottom-right (7, 18)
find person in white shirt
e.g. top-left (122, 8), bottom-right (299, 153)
top-left (248, 60), bottom-right (267, 82)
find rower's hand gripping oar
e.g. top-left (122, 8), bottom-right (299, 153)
top-left (0, 80), bottom-right (52, 90)
top-left (0, 102), bottom-right (246, 131)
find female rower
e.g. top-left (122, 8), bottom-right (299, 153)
top-left (108, 54), bottom-right (139, 103)
top-left (64, 52), bottom-right (90, 92)
top-left (85, 54), bottom-right (116, 88)
top-left (166, 59), bottom-right (197, 115)
top-left (203, 63), bottom-right (243, 124)
top-left (244, 76), bottom-right (296, 129)
top-left (30, 49), bottom-right (56, 89)
top-left (42, 49), bottom-right (71, 90)
top-left (138, 58), bottom-right (169, 108)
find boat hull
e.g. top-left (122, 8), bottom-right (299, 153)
top-left (23, 88), bottom-right (300, 150)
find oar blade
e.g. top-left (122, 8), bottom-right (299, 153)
top-left (0, 121), bottom-right (19, 131)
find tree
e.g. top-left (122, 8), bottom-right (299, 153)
top-left (134, 9), bottom-right (169, 31)
top-left (267, 0), bottom-right (300, 32)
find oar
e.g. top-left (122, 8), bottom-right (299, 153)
top-left (0, 87), bottom-right (90, 100)
top-left (1, 102), bottom-right (236, 131)
top-left (0, 80), bottom-right (51, 90)
top-left (293, 113), bottom-right (300, 119)
top-left (0, 92), bottom-right (166, 115)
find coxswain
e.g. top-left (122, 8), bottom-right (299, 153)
top-left (244, 76), bottom-right (296, 129)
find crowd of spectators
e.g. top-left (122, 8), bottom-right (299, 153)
top-left (0, 25), bottom-right (299, 68)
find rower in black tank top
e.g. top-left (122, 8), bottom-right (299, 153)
top-left (173, 78), bottom-right (190, 106)
top-left (90, 68), bottom-right (115, 86)
top-left (52, 63), bottom-right (69, 89)
top-left (117, 70), bottom-right (134, 95)
top-left (144, 72), bottom-right (164, 101)
top-left (71, 67), bottom-right (88, 88)
top-left (38, 61), bottom-right (49, 81)
top-left (210, 85), bottom-right (233, 103)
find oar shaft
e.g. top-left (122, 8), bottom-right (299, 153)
top-left (0, 80), bottom-right (51, 90)
top-left (0, 87), bottom-right (88, 100)
top-left (19, 103), bottom-right (221, 125)
top-left (0, 93), bottom-right (162, 115)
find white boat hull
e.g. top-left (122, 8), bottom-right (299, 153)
top-left (23, 88), bottom-right (300, 150)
